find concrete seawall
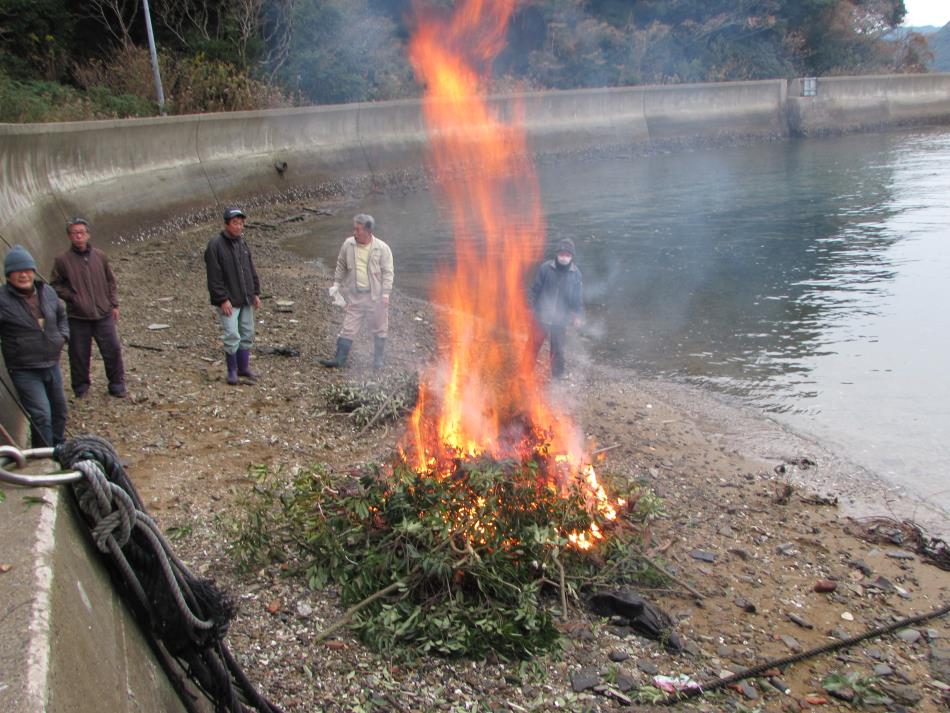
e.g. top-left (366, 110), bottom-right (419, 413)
top-left (0, 73), bottom-right (948, 710)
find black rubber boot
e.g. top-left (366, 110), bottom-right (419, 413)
top-left (373, 336), bottom-right (386, 370)
top-left (236, 348), bottom-right (258, 382)
top-left (225, 352), bottom-right (239, 385)
top-left (318, 337), bottom-right (352, 368)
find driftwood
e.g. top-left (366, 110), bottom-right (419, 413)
top-left (128, 342), bottom-right (164, 352)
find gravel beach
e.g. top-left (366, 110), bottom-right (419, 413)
top-left (65, 198), bottom-right (950, 712)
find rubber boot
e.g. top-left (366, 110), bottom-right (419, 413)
top-left (318, 337), bottom-right (352, 368)
top-left (373, 336), bottom-right (386, 370)
top-left (225, 352), bottom-right (238, 385)
top-left (236, 348), bottom-right (258, 382)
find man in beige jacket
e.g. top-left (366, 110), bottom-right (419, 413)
top-left (319, 214), bottom-right (394, 369)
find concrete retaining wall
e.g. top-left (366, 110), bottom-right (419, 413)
top-left (788, 73), bottom-right (950, 134)
top-left (0, 72), bottom-right (948, 709)
top-left (0, 480), bottom-right (203, 712)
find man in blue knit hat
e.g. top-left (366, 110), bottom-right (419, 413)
top-left (0, 245), bottom-right (69, 447)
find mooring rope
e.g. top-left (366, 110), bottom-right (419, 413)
top-left (54, 435), bottom-right (283, 713)
top-left (662, 599), bottom-right (950, 704)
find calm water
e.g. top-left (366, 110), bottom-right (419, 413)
top-left (285, 128), bottom-right (950, 514)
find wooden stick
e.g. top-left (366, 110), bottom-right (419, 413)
top-left (630, 544), bottom-right (705, 600)
top-left (313, 580), bottom-right (403, 644)
top-left (591, 444), bottom-right (621, 456)
top-left (353, 393), bottom-right (397, 440)
top-left (128, 342), bottom-right (164, 352)
top-left (556, 556), bottom-right (568, 620)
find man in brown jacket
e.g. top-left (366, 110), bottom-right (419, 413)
top-left (50, 217), bottom-right (126, 398)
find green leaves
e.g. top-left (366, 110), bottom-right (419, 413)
top-left (230, 456), bottom-right (657, 659)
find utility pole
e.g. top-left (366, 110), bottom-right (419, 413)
top-left (142, 0), bottom-right (166, 116)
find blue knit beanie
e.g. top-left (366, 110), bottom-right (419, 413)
top-left (4, 245), bottom-right (37, 275)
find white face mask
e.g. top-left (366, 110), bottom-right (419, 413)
top-left (556, 255), bottom-right (572, 266)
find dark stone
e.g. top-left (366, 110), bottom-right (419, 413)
top-left (690, 550), bottom-right (716, 563)
top-left (930, 646), bottom-right (950, 682)
top-left (897, 628), bottom-right (922, 644)
top-left (738, 681), bottom-right (759, 700)
top-left (608, 649), bottom-right (630, 662)
top-left (735, 597), bottom-right (757, 614)
top-left (638, 660), bottom-right (660, 675)
top-left (873, 663), bottom-right (894, 677)
top-left (885, 549), bottom-right (916, 560)
top-left (614, 674), bottom-right (638, 692)
top-left (571, 670), bottom-right (600, 692)
top-left (878, 682), bottom-right (923, 705)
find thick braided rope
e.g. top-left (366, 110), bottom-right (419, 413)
top-left (57, 436), bottom-right (284, 713)
top-left (72, 456), bottom-right (216, 633)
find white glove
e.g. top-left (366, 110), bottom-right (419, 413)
top-left (328, 284), bottom-right (345, 307)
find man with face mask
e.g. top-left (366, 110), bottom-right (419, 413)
top-left (526, 238), bottom-right (584, 379)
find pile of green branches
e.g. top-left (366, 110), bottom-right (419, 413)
top-left (323, 373), bottom-right (418, 429)
top-left (230, 457), bottom-right (661, 659)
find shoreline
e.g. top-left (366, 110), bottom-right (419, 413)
top-left (624, 371), bottom-right (950, 541)
top-left (68, 201), bottom-right (950, 711)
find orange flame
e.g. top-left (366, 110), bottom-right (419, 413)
top-left (403, 0), bottom-right (618, 540)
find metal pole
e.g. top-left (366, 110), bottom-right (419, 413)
top-left (141, 0), bottom-right (166, 115)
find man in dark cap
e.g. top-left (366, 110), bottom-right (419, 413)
top-left (50, 217), bottom-right (126, 398)
top-left (204, 207), bottom-right (261, 385)
top-left (526, 238), bottom-right (584, 379)
top-left (0, 245), bottom-right (69, 446)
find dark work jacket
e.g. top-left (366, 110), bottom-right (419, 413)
top-left (50, 244), bottom-right (118, 320)
top-left (0, 281), bottom-right (69, 369)
top-left (204, 232), bottom-right (261, 308)
top-left (529, 259), bottom-right (583, 328)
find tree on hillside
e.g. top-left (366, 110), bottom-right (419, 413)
top-left (0, 0), bottom-right (926, 121)
top-left (261, 0), bottom-right (414, 104)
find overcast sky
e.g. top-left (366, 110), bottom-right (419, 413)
top-left (903, 0), bottom-right (950, 27)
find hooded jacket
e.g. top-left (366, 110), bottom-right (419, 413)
top-left (529, 259), bottom-right (583, 328)
top-left (0, 280), bottom-right (69, 369)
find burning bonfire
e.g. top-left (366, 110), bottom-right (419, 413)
top-left (401, 0), bottom-right (624, 552)
top-left (237, 1), bottom-right (657, 659)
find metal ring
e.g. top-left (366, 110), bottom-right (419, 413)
top-left (0, 446), bottom-right (82, 487)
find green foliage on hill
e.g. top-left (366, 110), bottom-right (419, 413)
top-left (0, 0), bottom-right (927, 122)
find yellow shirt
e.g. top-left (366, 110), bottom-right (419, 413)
top-left (355, 241), bottom-right (371, 289)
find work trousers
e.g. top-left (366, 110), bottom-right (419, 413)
top-left (526, 322), bottom-right (568, 378)
top-left (68, 315), bottom-right (125, 396)
top-left (9, 366), bottom-right (68, 447)
top-left (339, 291), bottom-right (389, 340)
top-left (217, 305), bottom-right (255, 354)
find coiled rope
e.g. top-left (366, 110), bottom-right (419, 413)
top-left (55, 435), bottom-right (283, 713)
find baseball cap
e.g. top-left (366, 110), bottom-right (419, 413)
top-left (223, 207), bottom-right (247, 222)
